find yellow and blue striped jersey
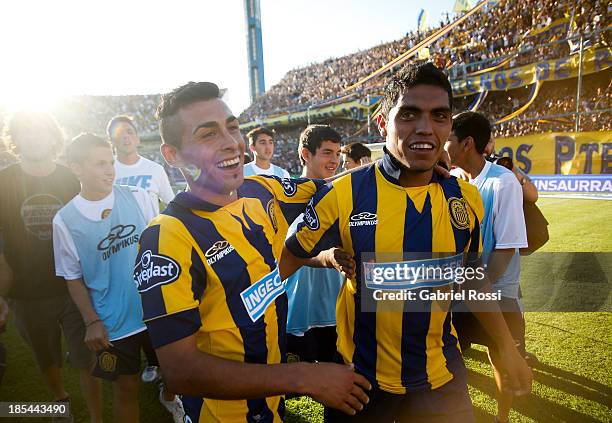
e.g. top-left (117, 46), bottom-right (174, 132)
top-left (286, 149), bottom-right (484, 394)
top-left (135, 175), bottom-right (322, 423)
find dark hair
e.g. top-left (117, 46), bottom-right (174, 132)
top-left (106, 115), bottom-right (137, 139)
top-left (156, 82), bottom-right (221, 148)
top-left (3, 111), bottom-right (65, 158)
top-left (452, 111), bottom-right (492, 154)
top-left (381, 62), bottom-right (453, 118)
top-left (246, 127), bottom-right (275, 146)
top-left (341, 142), bottom-right (371, 162)
top-left (66, 133), bottom-right (112, 164)
top-left (298, 125), bottom-right (341, 165)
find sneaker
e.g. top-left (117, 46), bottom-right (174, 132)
top-left (141, 365), bottom-right (160, 383)
top-left (159, 384), bottom-right (185, 423)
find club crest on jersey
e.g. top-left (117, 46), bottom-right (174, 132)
top-left (349, 211), bottom-right (378, 227)
top-left (205, 240), bottom-right (235, 265)
top-left (240, 266), bottom-right (285, 322)
top-left (134, 250), bottom-right (180, 292)
top-left (266, 199), bottom-right (278, 232)
top-left (448, 197), bottom-right (470, 230)
top-left (280, 178), bottom-right (297, 196)
top-left (303, 201), bottom-right (320, 230)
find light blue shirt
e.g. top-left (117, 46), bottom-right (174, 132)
top-left (58, 186), bottom-right (147, 340)
top-left (471, 161), bottom-right (528, 298)
top-left (285, 214), bottom-right (343, 335)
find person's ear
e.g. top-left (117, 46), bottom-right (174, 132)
top-left (161, 143), bottom-right (184, 168)
top-left (69, 162), bottom-right (83, 179)
top-left (377, 114), bottom-right (388, 138)
top-left (463, 136), bottom-right (474, 152)
top-left (249, 143), bottom-right (256, 153)
top-left (300, 147), bottom-right (311, 164)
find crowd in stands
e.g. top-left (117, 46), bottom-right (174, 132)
top-left (1, 1), bottom-right (609, 174)
top-left (240, 0), bottom-right (610, 121)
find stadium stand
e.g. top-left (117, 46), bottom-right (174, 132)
top-left (0, 0), bottom-right (609, 176)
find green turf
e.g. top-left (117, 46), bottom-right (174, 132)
top-left (1, 197), bottom-right (610, 422)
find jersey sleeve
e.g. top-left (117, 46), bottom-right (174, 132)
top-left (52, 213), bottom-right (83, 280)
top-left (493, 174), bottom-right (528, 249)
top-left (135, 216), bottom-right (206, 346)
top-left (285, 183), bottom-right (342, 258)
top-left (248, 175), bottom-right (326, 224)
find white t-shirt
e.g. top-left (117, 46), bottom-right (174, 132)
top-left (470, 161), bottom-right (527, 249)
top-left (243, 161), bottom-right (290, 178)
top-left (114, 156), bottom-right (175, 214)
top-left (53, 188), bottom-right (156, 280)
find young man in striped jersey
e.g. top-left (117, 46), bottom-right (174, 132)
top-left (282, 63), bottom-right (533, 422)
top-left (135, 82), bottom-right (370, 422)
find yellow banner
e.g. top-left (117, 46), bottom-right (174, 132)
top-left (495, 131), bottom-right (612, 174)
top-left (240, 99), bottom-right (374, 130)
top-left (452, 47), bottom-right (611, 96)
top-left (523, 17), bottom-right (570, 44)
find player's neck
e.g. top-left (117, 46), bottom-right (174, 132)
top-left (80, 187), bottom-right (112, 202)
top-left (398, 168), bottom-right (434, 187)
top-left (117, 153), bottom-right (140, 166)
top-left (462, 156), bottom-right (487, 180)
top-left (19, 158), bottom-right (56, 177)
top-left (255, 157), bottom-right (271, 170)
top-left (187, 184), bottom-right (238, 207)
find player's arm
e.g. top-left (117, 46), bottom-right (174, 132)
top-left (458, 184), bottom-right (532, 395)
top-left (52, 214), bottom-right (110, 351)
top-left (156, 332), bottom-right (369, 415)
top-left (0, 230), bottom-right (13, 296)
top-left (0, 254), bottom-right (12, 297)
top-left (282, 184), bottom-right (344, 279)
top-left (138, 220), bottom-right (370, 414)
top-left (65, 278), bottom-right (110, 351)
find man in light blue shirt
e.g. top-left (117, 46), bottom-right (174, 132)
top-left (445, 112), bottom-right (528, 423)
top-left (243, 127), bottom-right (291, 178)
top-left (285, 125), bottom-right (343, 363)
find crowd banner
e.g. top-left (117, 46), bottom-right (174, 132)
top-left (240, 97), bottom-right (379, 131)
top-left (451, 47), bottom-right (611, 96)
top-left (495, 131), bottom-right (612, 175)
top-left (495, 80), bottom-right (542, 123)
top-left (530, 174), bottom-right (612, 193)
top-left (522, 16), bottom-right (571, 46)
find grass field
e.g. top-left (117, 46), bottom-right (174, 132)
top-left (1, 197), bottom-right (610, 422)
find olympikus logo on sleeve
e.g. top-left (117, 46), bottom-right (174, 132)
top-left (134, 250), bottom-right (180, 292)
top-left (205, 240), bottom-right (235, 265)
top-left (349, 212), bottom-right (378, 227)
top-left (240, 266), bottom-right (284, 322)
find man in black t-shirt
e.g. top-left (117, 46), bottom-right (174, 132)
top-left (0, 112), bottom-right (102, 421)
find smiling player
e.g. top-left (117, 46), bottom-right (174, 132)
top-left (134, 82), bottom-right (371, 422)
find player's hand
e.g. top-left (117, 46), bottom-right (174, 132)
top-left (85, 321), bottom-right (112, 352)
top-left (434, 150), bottom-right (451, 178)
top-left (498, 344), bottom-right (533, 396)
top-left (453, 167), bottom-right (470, 181)
top-left (301, 362), bottom-right (371, 415)
top-left (320, 248), bottom-right (356, 279)
top-left (0, 296), bottom-right (9, 329)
